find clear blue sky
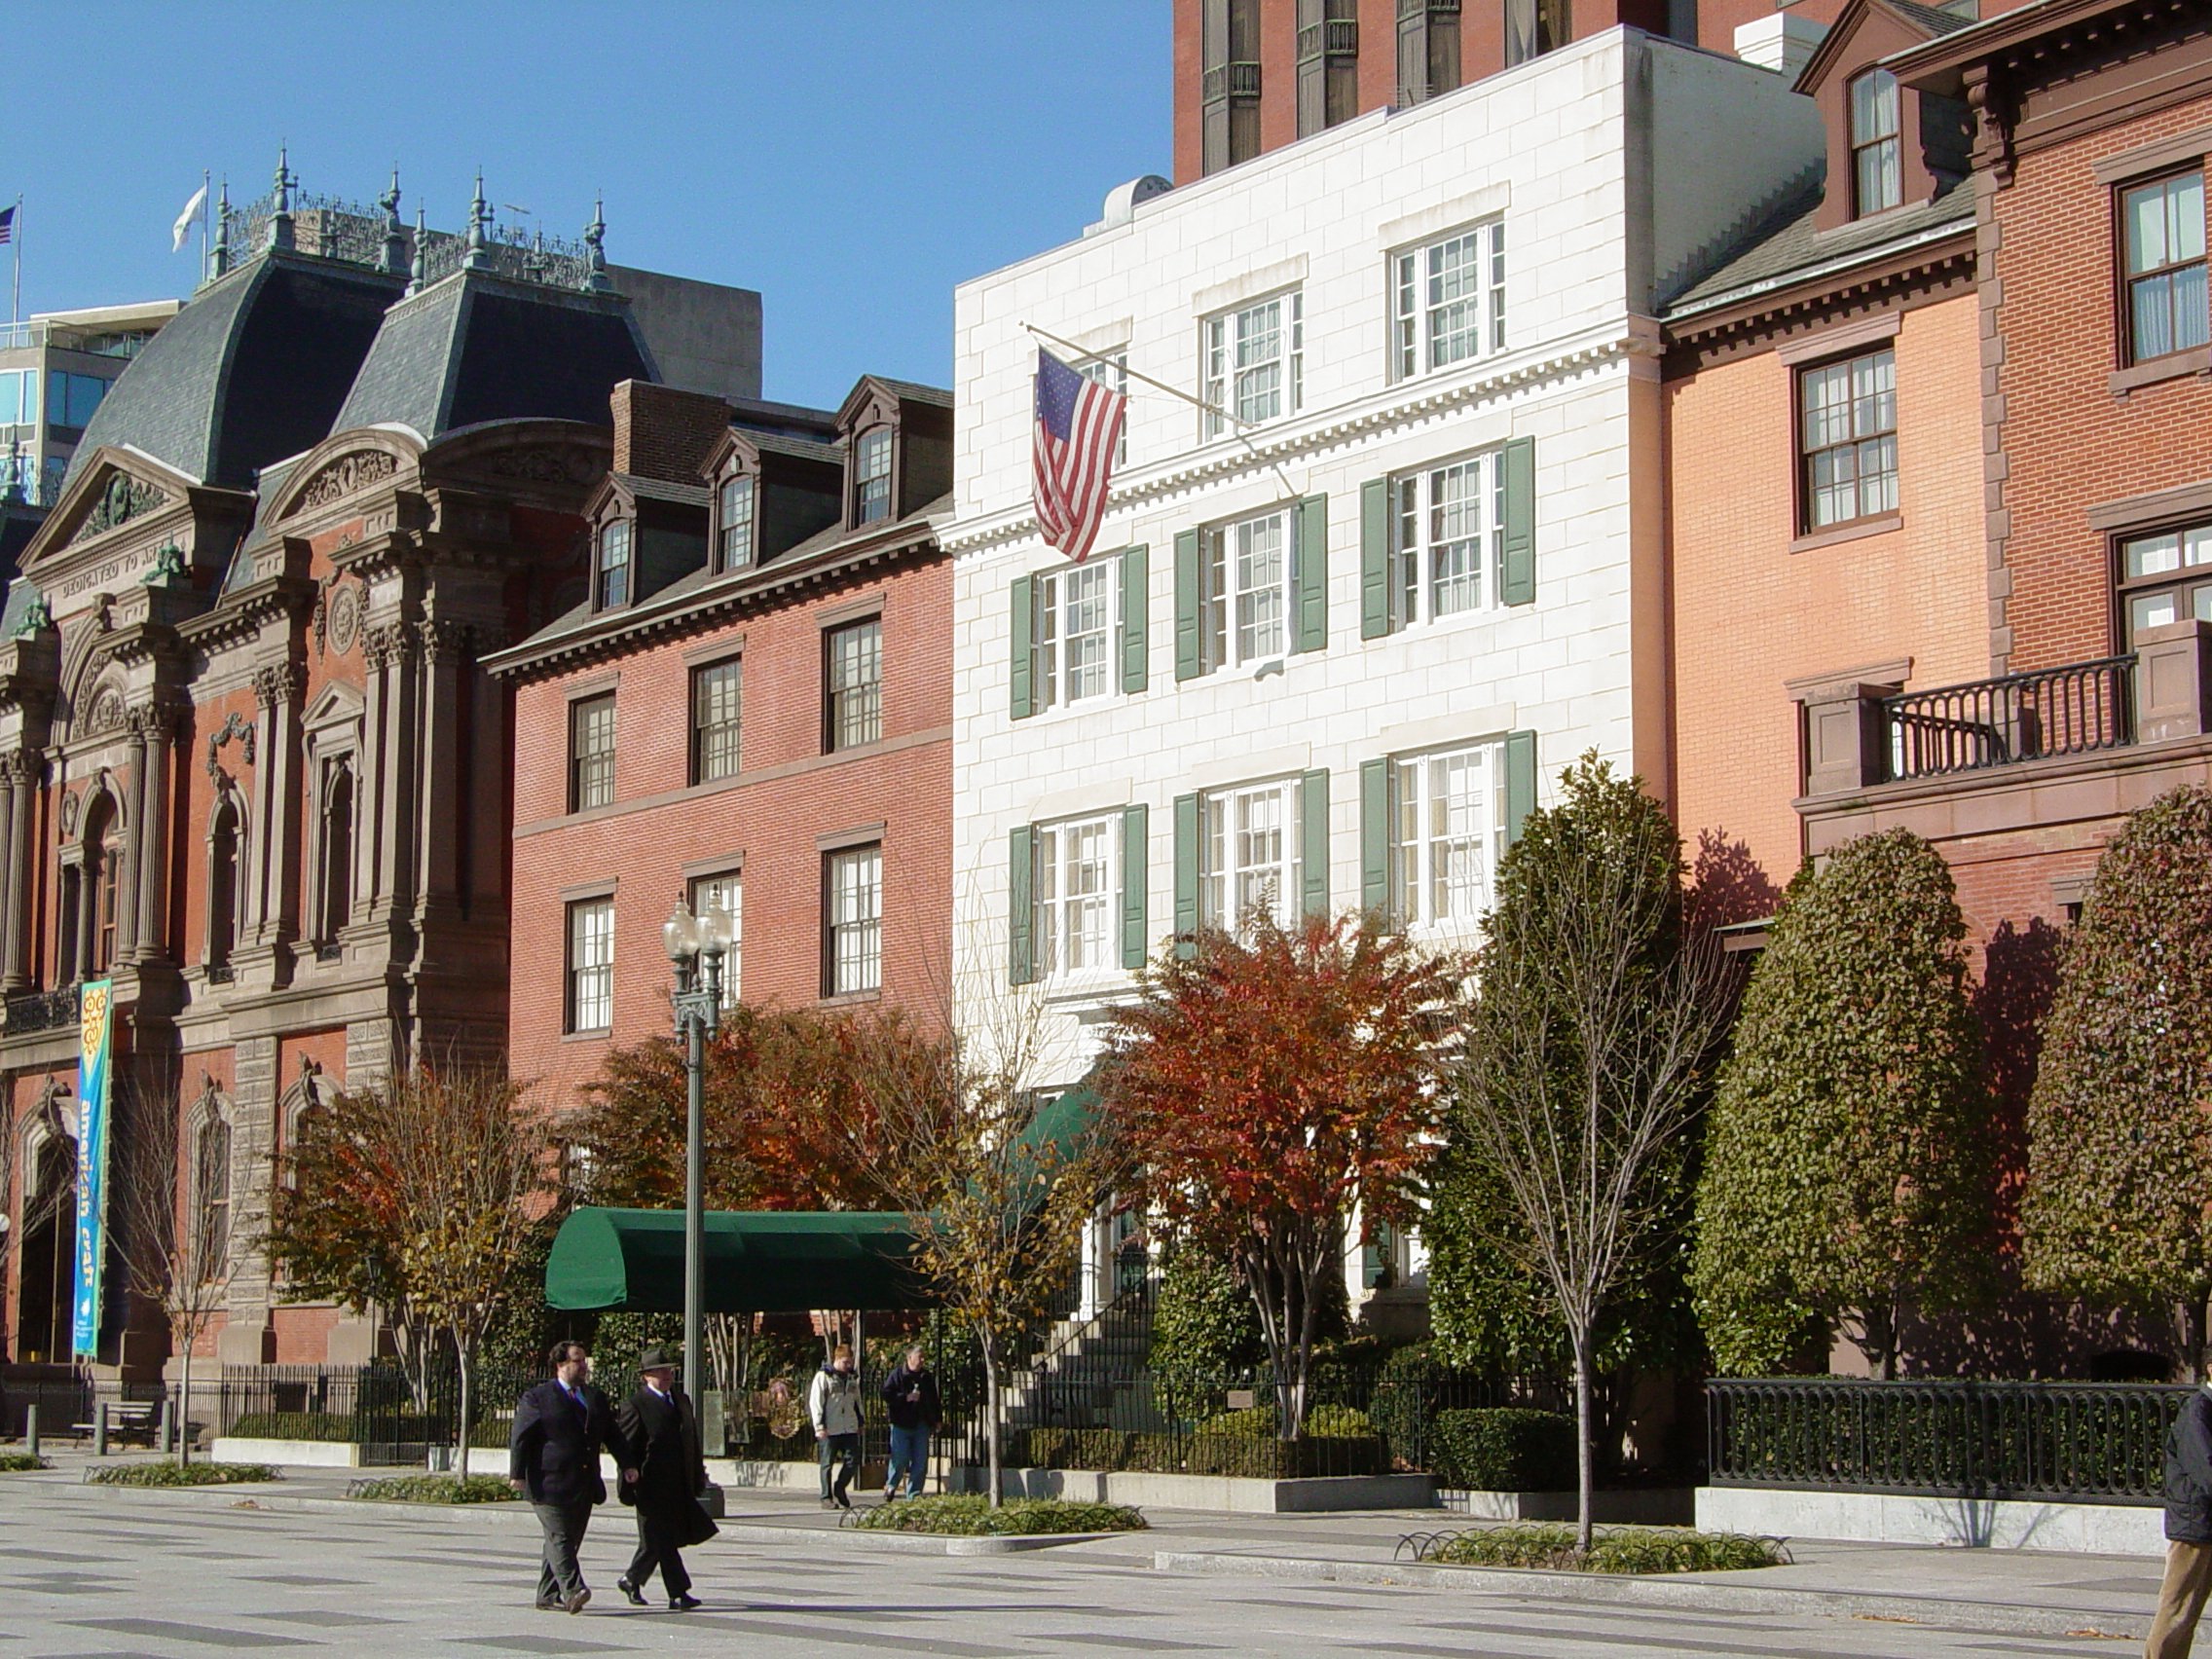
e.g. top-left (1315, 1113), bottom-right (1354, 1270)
top-left (8, 1), bottom-right (1169, 411)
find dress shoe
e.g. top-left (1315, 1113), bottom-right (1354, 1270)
top-left (535, 1597), bottom-right (560, 1611)
top-left (616, 1577), bottom-right (645, 1606)
top-left (564, 1587), bottom-right (591, 1615)
top-left (834, 1490), bottom-right (853, 1511)
top-left (670, 1594), bottom-right (702, 1611)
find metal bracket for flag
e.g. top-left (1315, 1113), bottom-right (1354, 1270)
top-left (1023, 321), bottom-right (1303, 503)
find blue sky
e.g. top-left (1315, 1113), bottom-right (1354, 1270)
top-left (7, 1), bottom-right (1169, 411)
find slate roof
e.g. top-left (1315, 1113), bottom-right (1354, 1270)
top-left (1883, 0), bottom-right (1976, 39)
top-left (1667, 184), bottom-right (1975, 319)
top-left (749, 430), bottom-right (843, 468)
top-left (615, 473), bottom-right (712, 508)
top-left (62, 255), bottom-right (401, 493)
top-left (862, 377), bottom-right (954, 410)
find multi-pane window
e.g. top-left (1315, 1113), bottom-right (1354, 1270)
top-left (1392, 743), bottom-right (1507, 930)
top-left (690, 659), bottom-right (743, 784)
top-left (1078, 352), bottom-right (1129, 463)
top-left (1391, 454), bottom-right (1503, 625)
top-left (1034, 814), bottom-right (1119, 977)
top-left (718, 475), bottom-right (756, 571)
top-left (1202, 292), bottom-right (1303, 438)
top-left (0, 368), bottom-right (36, 426)
top-left (1850, 70), bottom-right (1902, 218)
top-left (2121, 522), bottom-right (2212, 645)
top-left (687, 871), bottom-right (742, 1008)
top-left (826, 845), bottom-right (882, 996)
top-left (855, 427), bottom-right (893, 524)
top-left (596, 520), bottom-right (632, 609)
top-left (1202, 508), bottom-right (1293, 672)
top-left (1798, 348), bottom-right (1898, 531)
top-left (194, 1116), bottom-right (231, 1281)
top-left (1503, 0), bottom-right (1568, 68)
top-left (565, 898), bottom-right (613, 1033)
top-left (1035, 560), bottom-right (1117, 711)
top-left (825, 618), bottom-right (883, 751)
top-left (1201, 777), bottom-right (1302, 934)
top-left (2122, 171), bottom-right (2208, 364)
top-left (569, 693), bottom-right (616, 811)
top-left (1394, 222), bottom-right (1505, 379)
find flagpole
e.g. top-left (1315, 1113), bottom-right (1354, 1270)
top-left (199, 169), bottom-right (210, 287)
top-left (11, 195), bottom-right (20, 330)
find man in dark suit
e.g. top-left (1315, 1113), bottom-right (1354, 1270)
top-left (614, 1346), bottom-right (715, 1611)
top-left (508, 1340), bottom-right (625, 1613)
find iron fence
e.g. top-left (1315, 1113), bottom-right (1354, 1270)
top-left (1884, 656), bottom-right (2134, 782)
top-left (1707, 1378), bottom-right (2188, 1506)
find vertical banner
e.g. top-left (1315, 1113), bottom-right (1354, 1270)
top-left (71, 978), bottom-right (114, 1359)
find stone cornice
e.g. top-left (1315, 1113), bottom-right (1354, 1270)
top-left (176, 573), bottom-right (317, 654)
top-left (940, 319), bottom-right (1662, 559)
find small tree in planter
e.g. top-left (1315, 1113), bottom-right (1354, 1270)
top-left (1691, 828), bottom-right (1992, 1379)
top-left (2023, 785), bottom-right (2212, 1379)
top-left (1103, 911), bottom-right (1460, 1443)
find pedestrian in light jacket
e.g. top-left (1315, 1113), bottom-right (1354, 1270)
top-left (2149, 1384), bottom-right (2212, 1659)
top-left (614, 1346), bottom-right (714, 1611)
top-left (808, 1345), bottom-right (865, 1510)
top-left (509, 1341), bottom-right (627, 1614)
top-left (880, 1345), bottom-right (941, 1500)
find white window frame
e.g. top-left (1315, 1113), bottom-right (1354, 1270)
top-left (1200, 776), bottom-right (1304, 936)
top-left (827, 844), bottom-right (882, 996)
top-left (1035, 557), bottom-right (1120, 712)
top-left (855, 427), bottom-right (893, 524)
top-left (566, 898), bottom-right (614, 1033)
top-left (1202, 290), bottom-right (1303, 439)
top-left (1202, 507), bottom-right (1293, 673)
top-left (1393, 220), bottom-right (1505, 380)
top-left (1077, 350), bottom-right (1129, 464)
top-left (1391, 740), bottom-right (1508, 933)
top-left (1391, 451), bottom-right (1505, 626)
top-left (596, 519), bottom-right (632, 609)
top-left (687, 870), bottom-right (743, 1009)
top-left (718, 474), bottom-right (756, 571)
top-left (1034, 813), bottom-right (1121, 978)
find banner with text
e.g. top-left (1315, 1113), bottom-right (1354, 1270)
top-left (71, 978), bottom-right (113, 1358)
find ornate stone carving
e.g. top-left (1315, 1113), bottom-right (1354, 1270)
top-left (250, 662), bottom-right (305, 709)
top-left (127, 699), bottom-right (187, 744)
top-left (416, 618), bottom-right (471, 664)
top-left (361, 619), bottom-right (417, 669)
top-left (0, 749), bottom-right (40, 787)
top-left (483, 447), bottom-right (593, 485)
top-left (327, 583), bottom-right (364, 655)
top-left (295, 451), bottom-right (398, 513)
top-left (58, 791), bottom-right (79, 837)
top-left (7, 590), bottom-right (52, 639)
top-left (81, 685), bottom-right (128, 738)
top-left (68, 475), bottom-right (169, 545)
top-left (205, 711), bottom-right (257, 779)
top-left (140, 542), bottom-right (187, 587)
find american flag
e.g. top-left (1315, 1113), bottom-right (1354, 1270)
top-left (1032, 348), bottom-right (1125, 565)
top-left (0, 207), bottom-right (14, 247)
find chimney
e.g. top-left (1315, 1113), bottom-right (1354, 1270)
top-left (1735, 14), bottom-right (1827, 80)
top-left (608, 381), bottom-right (733, 484)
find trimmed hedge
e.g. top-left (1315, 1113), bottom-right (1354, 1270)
top-left (86, 1460), bottom-right (277, 1487)
top-left (852, 1494), bottom-right (1146, 1535)
top-left (226, 1412), bottom-right (357, 1443)
top-left (0, 1452), bottom-right (50, 1472)
top-left (224, 1411), bottom-right (512, 1450)
top-left (1009, 1425), bottom-right (1386, 1479)
top-left (1192, 1403), bottom-right (1377, 1440)
top-left (1429, 1408), bottom-right (1577, 1492)
top-left (1430, 1524), bottom-right (1788, 1574)
top-left (350, 1474), bottom-right (517, 1504)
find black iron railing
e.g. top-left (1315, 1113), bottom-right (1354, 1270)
top-left (2, 985), bottom-right (80, 1035)
top-left (1884, 656), bottom-right (2134, 782)
top-left (1707, 1378), bottom-right (2188, 1506)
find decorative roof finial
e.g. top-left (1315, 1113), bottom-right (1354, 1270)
top-left (463, 170), bottom-right (492, 271)
top-left (408, 205), bottom-right (428, 294)
top-left (379, 166), bottom-right (408, 277)
top-left (269, 145), bottom-right (297, 252)
top-left (582, 194), bottom-right (610, 293)
top-left (209, 177), bottom-right (233, 279)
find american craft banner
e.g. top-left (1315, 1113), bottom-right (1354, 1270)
top-left (71, 977), bottom-right (113, 1358)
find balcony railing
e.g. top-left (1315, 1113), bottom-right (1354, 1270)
top-left (1883, 655), bottom-right (2134, 783)
top-left (1, 984), bottom-right (80, 1035)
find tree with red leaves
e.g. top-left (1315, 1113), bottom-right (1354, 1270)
top-left (1102, 911), bottom-right (1462, 1439)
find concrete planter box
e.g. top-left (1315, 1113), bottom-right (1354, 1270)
top-left (1696, 1485), bottom-right (2166, 1557)
top-left (1445, 1487), bottom-right (1692, 1525)
top-left (211, 1437), bottom-right (367, 1468)
top-left (947, 1465), bottom-right (1436, 1514)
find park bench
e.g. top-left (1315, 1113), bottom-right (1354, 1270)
top-left (72, 1401), bottom-right (157, 1445)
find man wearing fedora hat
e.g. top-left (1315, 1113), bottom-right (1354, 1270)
top-left (614, 1346), bottom-right (716, 1611)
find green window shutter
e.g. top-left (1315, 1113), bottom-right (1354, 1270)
top-left (1295, 494), bottom-right (1328, 653)
top-left (1010, 573), bottom-right (1036, 719)
top-left (1009, 825), bottom-right (1036, 985)
top-left (1300, 767), bottom-right (1330, 918)
top-left (1499, 437), bottom-right (1536, 608)
top-left (1360, 478), bottom-right (1391, 641)
top-left (1119, 544), bottom-right (1149, 694)
top-left (1359, 757), bottom-right (1392, 919)
top-left (1504, 729), bottom-right (1537, 846)
top-left (1121, 803), bottom-right (1149, 969)
top-left (1172, 792), bottom-right (1200, 956)
top-left (1173, 529), bottom-right (1202, 682)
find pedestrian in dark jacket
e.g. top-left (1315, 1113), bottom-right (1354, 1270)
top-left (2150, 1385), bottom-right (2212, 1658)
top-left (509, 1341), bottom-right (627, 1614)
top-left (879, 1345), bottom-right (941, 1500)
top-left (614, 1347), bottom-right (715, 1611)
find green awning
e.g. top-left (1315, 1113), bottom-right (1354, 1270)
top-left (544, 1207), bottom-right (934, 1313)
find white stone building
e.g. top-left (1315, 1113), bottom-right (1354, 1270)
top-left (945, 28), bottom-right (1821, 1315)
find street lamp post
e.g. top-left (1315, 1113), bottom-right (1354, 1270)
top-left (662, 898), bottom-right (731, 1414)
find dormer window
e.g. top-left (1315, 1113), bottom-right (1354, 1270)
top-left (1850, 70), bottom-right (1902, 218)
top-left (597, 520), bottom-right (632, 609)
top-left (855, 427), bottom-right (892, 525)
top-left (718, 475), bottom-right (756, 571)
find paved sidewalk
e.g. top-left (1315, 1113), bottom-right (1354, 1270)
top-left (13, 1447), bottom-right (2170, 1643)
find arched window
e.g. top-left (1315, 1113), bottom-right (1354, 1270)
top-left (320, 761), bottom-right (354, 948)
top-left (207, 797), bottom-right (240, 977)
top-left (193, 1112), bottom-right (232, 1282)
top-left (718, 474), bottom-right (755, 571)
top-left (83, 794), bottom-right (122, 976)
top-left (18, 1105), bottom-right (79, 1363)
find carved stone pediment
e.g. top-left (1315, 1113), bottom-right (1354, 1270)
top-left (68, 474), bottom-right (170, 545)
top-left (292, 451), bottom-right (399, 515)
top-left (480, 447), bottom-right (598, 486)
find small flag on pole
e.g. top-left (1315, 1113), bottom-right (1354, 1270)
top-left (1032, 348), bottom-right (1125, 565)
top-left (0, 206), bottom-right (15, 247)
top-left (172, 184), bottom-right (207, 253)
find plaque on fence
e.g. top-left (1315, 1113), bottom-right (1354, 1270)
top-left (699, 1389), bottom-right (725, 1456)
top-left (1226, 1388), bottom-right (1257, 1411)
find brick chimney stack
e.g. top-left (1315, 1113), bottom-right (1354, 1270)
top-left (609, 380), bottom-right (733, 484)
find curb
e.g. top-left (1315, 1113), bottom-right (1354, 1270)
top-left (721, 1521), bottom-right (1119, 1556)
top-left (34, 1474), bottom-right (544, 1525)
top-left (1148, 1549), bottom-right (2151, 1642)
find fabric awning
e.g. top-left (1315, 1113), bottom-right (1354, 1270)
top-left (544, 1207), bottom-right (934, 1313)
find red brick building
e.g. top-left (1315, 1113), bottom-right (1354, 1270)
top-left (486, 377), bottom-right (953, 1117)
